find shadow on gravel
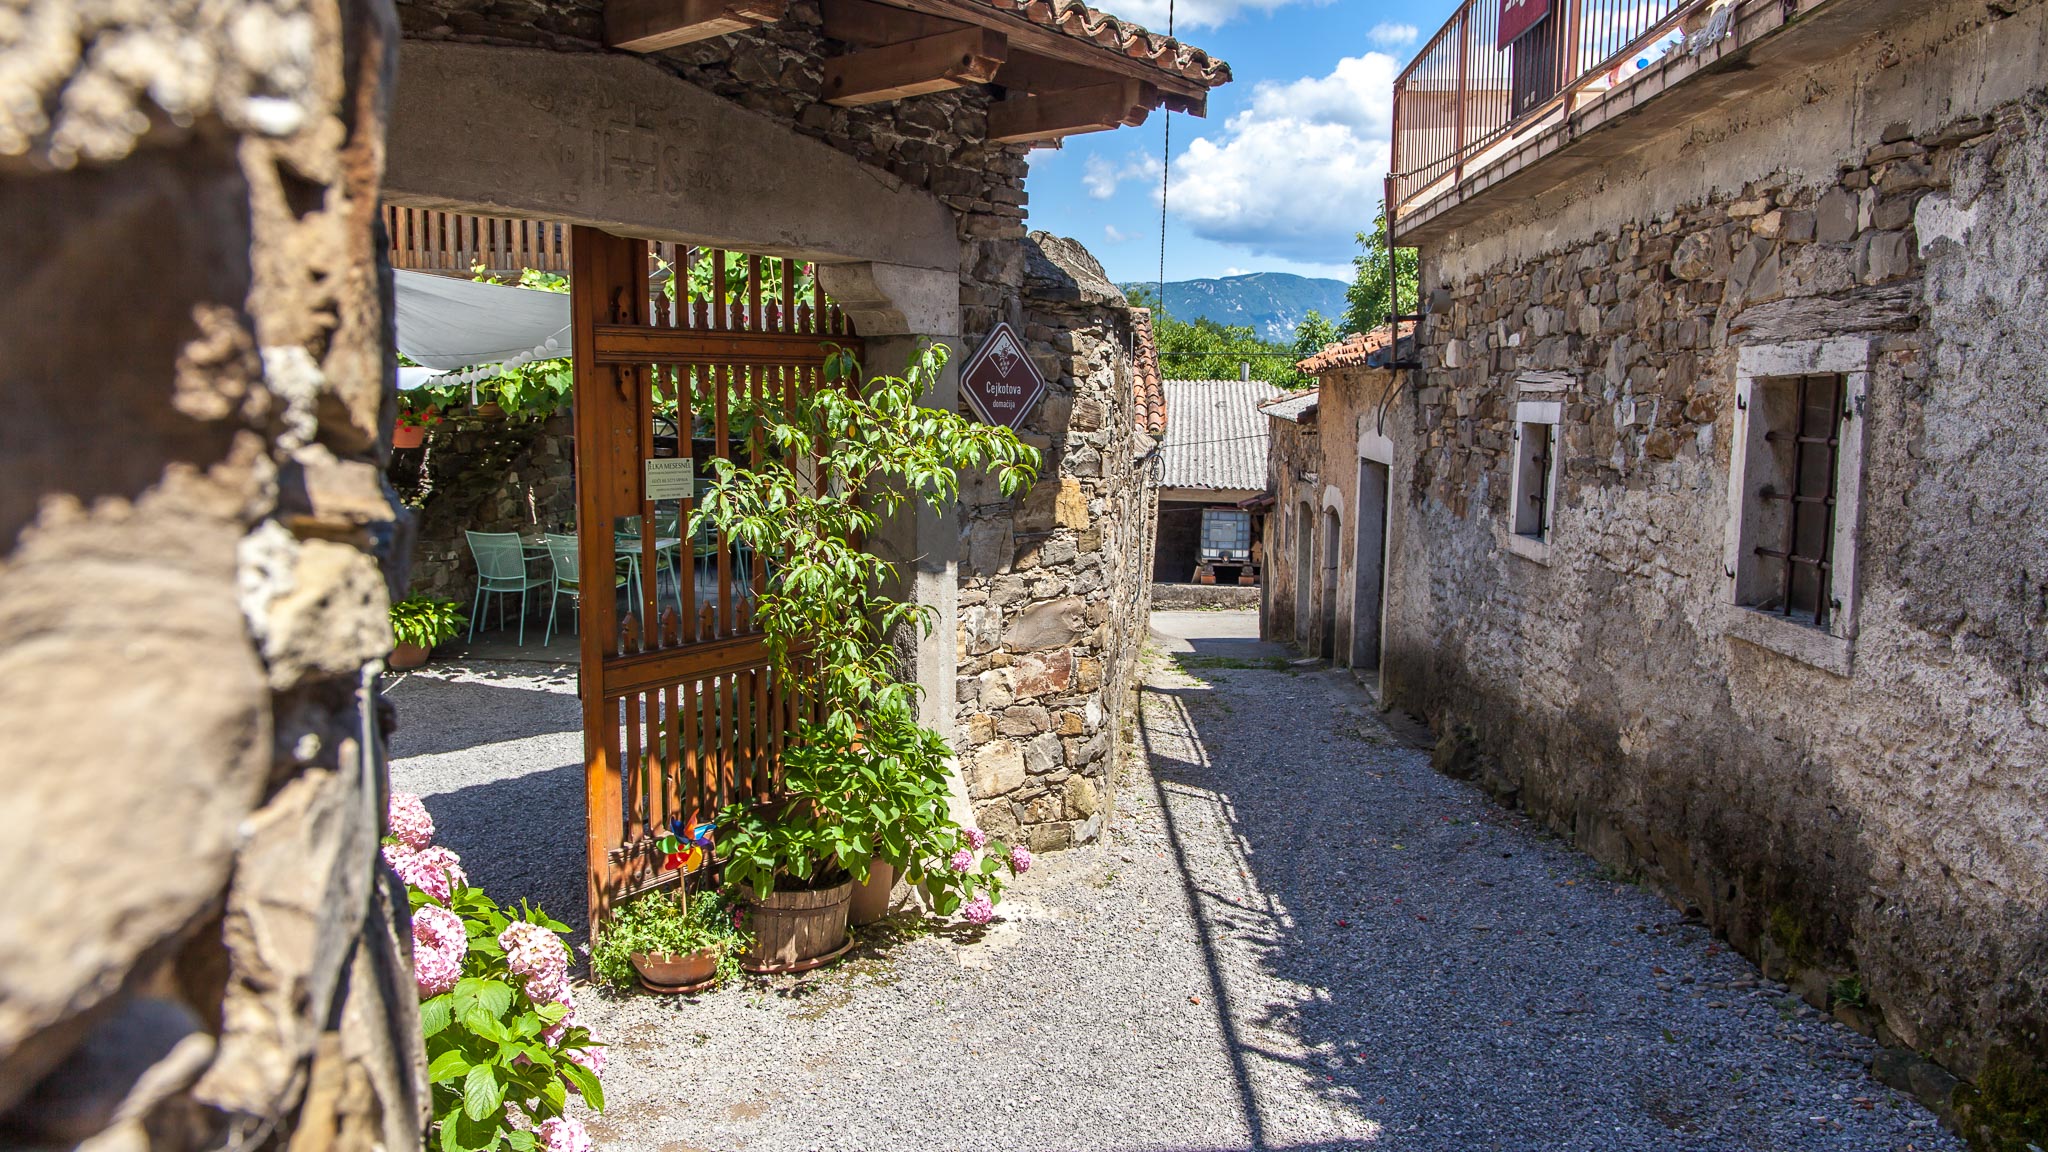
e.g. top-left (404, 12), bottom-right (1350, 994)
top-left (385, 673), bottom-right (578, 758)
top-left (1131, 667), bottom-right (1942, 1152)
top-left (423, 761), bottom-right (590, 941)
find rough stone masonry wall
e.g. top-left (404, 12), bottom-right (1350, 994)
top-left (391, 410), bottom-right (577, 605)
top-left (955, 235), bottom-right (1157, 854)
top-left (0, 2), bottom-right (423, 1150)
top-left (1381, 0), bottom-right (2048, 1126)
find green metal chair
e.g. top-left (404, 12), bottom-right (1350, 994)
top-left (464, 530), bottom-right (549, 645)
top-left (542, 533), bottom-right (625, 645)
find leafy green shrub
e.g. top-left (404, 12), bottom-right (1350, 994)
top-left (694, 342), bottom-right (1037, 924)
top-left (588, 888), bottom-right (751, 990)
top-left (392, 595), bottom-right (467, 650)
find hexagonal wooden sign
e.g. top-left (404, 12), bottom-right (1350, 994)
top-left (959, 322), bottom-right (1047, 430)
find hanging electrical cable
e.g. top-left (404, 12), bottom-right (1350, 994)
top-left (1155, 0), bottom-right (1175, 314)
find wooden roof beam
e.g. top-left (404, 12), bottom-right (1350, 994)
top-left (988, 79), bottom-right (1154, 144)
top-left (824, 26), bottom-right (1009, 106)
top-left (819, 0), bottom-right (967, 46)
top-left (606, 0), bottom-right (788, 53)
top-left (879, 0), bottom-right (1210, 103)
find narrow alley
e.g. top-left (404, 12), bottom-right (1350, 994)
top-left (388, 610), bottom-right (1955, 1152)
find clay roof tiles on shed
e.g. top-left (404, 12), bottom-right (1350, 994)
top-left (975, 0), bottom-right (1232, 87)
top-left (1159, 377), bottom-right (1286, 492)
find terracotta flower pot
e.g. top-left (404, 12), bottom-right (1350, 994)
top-left (630, 947), bottom-right (719, 993)
top-left (742, 879), bottom-right (853, 973)
top-left (850, 860), bottom-right (896, 926)
top-left (392, 423), bottom-right (426, 449)
top-left (390, 641), bottom-right (430, 670)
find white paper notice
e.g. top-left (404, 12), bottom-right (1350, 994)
top-left (644, 458), bottom-right (695, 501)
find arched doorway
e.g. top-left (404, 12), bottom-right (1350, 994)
top-left (1319, 508), bottom-right (1341, 660)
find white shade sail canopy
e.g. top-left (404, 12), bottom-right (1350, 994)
top-left (392, 268), bottom-right (571, 386)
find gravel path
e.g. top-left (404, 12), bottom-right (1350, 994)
top-left (387, 615), bottom-right (1959, 1152)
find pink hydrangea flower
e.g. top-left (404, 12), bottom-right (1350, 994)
top-left (563, 1041), bottom-right (606, 1086)
top-left (387, 843), bottom-right (462, 904)
top-left (962, 828), bottom-right (988, 851)
top-left (500, 920), bottom-right (573, 1006)
top-left (410, 904), bottom-right (467, 997)
top-left (1009, 845), bottom-right (1033, 874)
top-left (388, 791), bottom-right (436, 850)
top-left (949, 848), bottom-right (974, 873)
top-left (961, 894), bottom-right (995, 925)
top-left (536, 1116), bottom-right (592, 1152)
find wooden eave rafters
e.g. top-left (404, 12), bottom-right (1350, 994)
top-left (611, 0), bottom-right (1215, 142)
top-left (606, 0), bottom-right (788, 52)
top-left (823, 25), bottom-right (1009, 106)
top-left (988, 78), bottom-right (1152, 143)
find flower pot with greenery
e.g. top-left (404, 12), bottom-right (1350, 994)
top-left (589, 888), bottom-right (750, 993)
top-left (394, 396), bottom-right (444, 448)
top-left (690, 342), bottom-right (1040, 969)
top-left (390, 594), bottom-right (467, 669)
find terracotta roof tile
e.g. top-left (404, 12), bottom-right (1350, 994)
top-left (977, 0), bottom-right (1231, 87)
top-left (1130, 308), bottom-right (1167, 438)
top-left (1295, 322), bottom-right (1415, 375)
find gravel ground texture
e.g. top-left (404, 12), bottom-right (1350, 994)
top-left (386, 612), bottom-right (1961, 1152)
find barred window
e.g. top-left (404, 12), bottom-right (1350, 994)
top-left (1736, 374), bottom-right (1844, 628)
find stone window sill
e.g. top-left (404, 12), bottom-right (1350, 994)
top-left (1721, 603), bottom-right (1853, 677)
top-left (1505, 532), bottom-right (1552, 566)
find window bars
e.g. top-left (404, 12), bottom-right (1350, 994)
top-left (1753, 374), bottom-right (1843, 628)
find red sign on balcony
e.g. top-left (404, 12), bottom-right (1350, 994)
top-left (1497, 0), bottom-right (1551, 49)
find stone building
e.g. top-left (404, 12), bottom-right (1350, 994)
top-left (1258, 330), bottom-right (1402, 669)
top-left (1335, 0), bottom-right (2048, 1136)
top-left (0, 0), bottom-right (1223, 1146)
top-left (1150, 376), bottom-right (1282, 598)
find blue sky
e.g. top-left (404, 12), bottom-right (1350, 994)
top-left (1023, 0), bottom-right (1462, 285)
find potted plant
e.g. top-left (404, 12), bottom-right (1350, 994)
top-left (389, 594), bottom-right (467, 669)
top-left (394, 396), bottom-right (443, 449)
top-left (589, 888), bottom-right (750, 994)
top-left (692, 342), bottom-right (1039, 968)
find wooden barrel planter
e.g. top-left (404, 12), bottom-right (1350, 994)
top-left (742, 880), bottom-right (854, 974)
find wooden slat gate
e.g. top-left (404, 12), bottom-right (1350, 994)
top-left (569, 227), bottom-right (860, 921)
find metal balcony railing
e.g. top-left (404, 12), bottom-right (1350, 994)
top-left (1388, 0), bottom-right (1710, 220)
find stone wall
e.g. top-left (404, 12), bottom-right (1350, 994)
top-left (0, 1), bottom-right (422, 1149)
top-left (955, 235), bottom-right (1158, 854)
top-left (1382, 0), bottom-right (2048, 1127)
top-left (392, 410), bottom-right (576, 605)
top-left (1260, 415), bottom-right (1317, 648)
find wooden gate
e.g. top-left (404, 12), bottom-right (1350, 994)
top-left (569, 227), bottom-right (860, 920)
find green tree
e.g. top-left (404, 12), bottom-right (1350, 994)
top-left (1292, 310), bottom-right (1338, 365)
top-left (1342, 207), bottom-right (1420, 338)
top-left (1123, 287), bottom-right (1308, 387)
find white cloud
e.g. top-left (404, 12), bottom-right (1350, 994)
top-left (1104, 224), bottom-right (1133, 243)
top-left (1368, 22), bottom-right (1419, 48)
top-left (1096, 0), bottom-right (1331, 32)
top-left (1167, 53), bottom-right (1395, 264)
top-left (1083, 151), bottom-right (1163, 200)
top-left (1221, 266), bottom-right (1250, 276)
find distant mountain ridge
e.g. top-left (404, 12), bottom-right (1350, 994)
top-left (1122, 272), bottom-right (1349, 343)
